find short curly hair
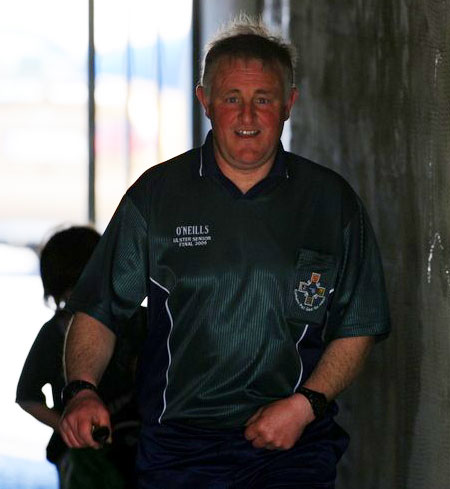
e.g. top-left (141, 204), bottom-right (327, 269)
top-left (200, 14), bottom-right (297, 98)
top-left (40, 226), bottom-right (100, 308)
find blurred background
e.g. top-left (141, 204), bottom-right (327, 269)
top-left (1, 1), bottom-right (449, 488)
top-left (1, 0), bottom-right (194, 486)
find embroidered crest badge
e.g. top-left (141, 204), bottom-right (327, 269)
top-left (294, 272), bottom-right (327, 312)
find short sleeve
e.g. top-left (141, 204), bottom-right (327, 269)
top-left (16, 319), bottom-right (65, 411)
top-left (325, 198), bottom-right (391, 341)
top-left (67, 194), bottom-right (148, 332)
top-left (16, 332), bottom-right (48, 405)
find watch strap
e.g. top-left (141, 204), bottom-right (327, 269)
top-left (61, 380), bottom-right (98, 407)
top-left (298, 386), bottom-right (328, 420)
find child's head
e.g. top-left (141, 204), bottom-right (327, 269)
top-left (40, 226), bottom-right (100, 309)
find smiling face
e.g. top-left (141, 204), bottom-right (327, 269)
top-left (196, 57), bottom-right (298, 181)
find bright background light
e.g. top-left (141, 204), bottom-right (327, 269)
top-left (0, 0), bottom-right (192, 486)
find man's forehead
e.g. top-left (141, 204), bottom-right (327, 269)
top-left (215, 55), bottom-right (282, 73)
top-left (210, 55), bottom-right (285, 90)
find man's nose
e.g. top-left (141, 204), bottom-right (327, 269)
top-left (239, 102), bottom-right (255, 123)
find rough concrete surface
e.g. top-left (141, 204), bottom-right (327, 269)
top-left (282, 1), bottom-right (450, 488)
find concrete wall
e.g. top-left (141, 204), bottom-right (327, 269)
top-left (282, 1), bottom-right (450, 488)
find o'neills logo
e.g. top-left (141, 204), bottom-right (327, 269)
top-left (173, 225), bottom-right (211, 248)
top-left (175, 225), bottom-right (209, 236)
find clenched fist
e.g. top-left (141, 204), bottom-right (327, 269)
top-left (244, 393), bottom-right (315, 450)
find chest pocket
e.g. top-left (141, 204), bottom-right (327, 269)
top-left (288, 248), bottom-right (338, 326)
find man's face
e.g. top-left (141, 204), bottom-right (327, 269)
top-left (196, 57), bottom-right (298, 174)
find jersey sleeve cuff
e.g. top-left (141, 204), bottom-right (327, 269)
top-left (325, 320), bottom-right (391, 342)
top-left (65, 300), bottom-right (118, 333)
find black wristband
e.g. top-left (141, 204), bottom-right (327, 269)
top-left (61, 380), bottom-right (98, 407)
top-left (298, 386), bottom-right (328, 420)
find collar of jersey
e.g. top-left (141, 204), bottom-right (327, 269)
top-left (197, 130), bottom-right (289, 199)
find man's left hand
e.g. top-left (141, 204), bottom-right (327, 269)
top-left (244, 394), bottom-right (315, 450)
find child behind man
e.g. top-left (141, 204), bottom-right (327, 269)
top-left (16, 226), bottom-right (144, 488)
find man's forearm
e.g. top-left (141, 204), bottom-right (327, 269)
top-left (303, 335), bottom-right (375, 401)
top-left (18, 401), bottom-right (61, 431)
top-left (60, 313), bottom-right (115, 449)
top-left (64, 312), bottom-right (116, 385)
top-left (244, 335), bottom-right (375, 450)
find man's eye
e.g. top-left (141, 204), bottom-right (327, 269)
top-left (226, 97), bottom-right (239, 103)
top-left (256, 98), bottom-right (269, 104)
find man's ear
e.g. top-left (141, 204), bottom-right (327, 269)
top-left (283, 87), bottom-right (299, 121)
top-left (196, 85), bottom-right (211, 119)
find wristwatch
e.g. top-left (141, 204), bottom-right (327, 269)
top-left (61, 380), bottom-right (98, 407)
top-left (298, 386), bottom-right (328, 420)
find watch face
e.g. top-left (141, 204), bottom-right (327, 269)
top-left (299, 387), bottom-right (327, 419)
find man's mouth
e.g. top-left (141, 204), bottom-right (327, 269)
top-left (235, 130), bottom-right (259, 137)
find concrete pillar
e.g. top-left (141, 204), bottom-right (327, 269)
top-left (276, 1), bottom-right (450, 488)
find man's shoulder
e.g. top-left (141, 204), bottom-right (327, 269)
top-left (285, 151), bottom-right (358, 201)
top-left (123, 147), bottom-right (200, 211)
top-left (285, 151), bottom-right (352, 190)
top-left (130, 147), bottom-right (199, 190)
top-left (284, 151), bottom-right (360, 218)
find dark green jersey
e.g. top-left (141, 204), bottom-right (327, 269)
top-left (69, 132), bottom-right (390, 429)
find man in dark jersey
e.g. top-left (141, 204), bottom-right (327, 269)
top-left (60, 17), bottom-right (390, 489)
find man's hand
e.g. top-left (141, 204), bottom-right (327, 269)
top-left (244, 393), bottom-right (315, 450)
top-left (59, 389), bottom-right (111, 449)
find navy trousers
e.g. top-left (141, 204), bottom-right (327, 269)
top-left (136, 418), bottom-right (349, 489)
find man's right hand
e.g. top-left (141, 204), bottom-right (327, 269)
top-left (59, 389), bottom-right (111, 449)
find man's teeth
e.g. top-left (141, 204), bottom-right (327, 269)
top-left (237, 130), bottom-right (258, 136)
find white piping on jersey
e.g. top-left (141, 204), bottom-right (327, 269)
top-left (199, 148), bottom-right (203, 176)
top-left (150, 276), bottom-right (174, 424)
top-left (329, 288), bottom-right (335, 294)
top-left (293, 324), bottom-right (309, 392)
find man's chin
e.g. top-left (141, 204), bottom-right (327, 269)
top-left (232, 156), bottom-right (272, 171)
